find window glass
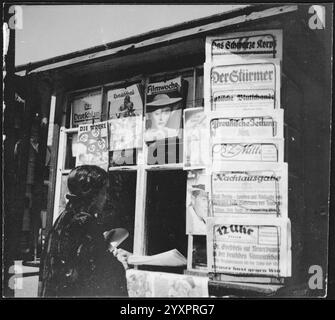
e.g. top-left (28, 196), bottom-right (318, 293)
top-left (104, 172), bottom-right (137, 253)
top-left (146, 170), bottom-right (187, 256)
top-left (192, 235), bottom-right (207, 270)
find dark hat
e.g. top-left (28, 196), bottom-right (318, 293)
top-left (66, 165), bottom-right (107, 201)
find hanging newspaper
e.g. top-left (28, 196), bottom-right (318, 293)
top-left (206, 29), bottom-right (283, 63)
top-left (186, 170), bottom-right (210, 235)
top-left (107, 84), bottom-right (143, 150)
top-left (76, 121), bottom-right (109, 170)
top-left (208, 110), bottom-right (283, 140)
top-left (71, 91), bottom-right (102, 127)
top-left (204, 60), bottom-right (281, 111)
top-left (183, 108), bottom-right (209, 169)
top-left (207, 217), bottom-right (291, 277)
top-left (126, 269), bottom-right (209, 297)
top-left (145, 77), bottom-right (184, 142)
top-left (211, 138), bottom-right (284, 168)
top-left (210, 163), bottom-right (288, 218)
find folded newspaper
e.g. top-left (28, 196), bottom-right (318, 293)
top-left (128, 249), bottom-right (187, 267)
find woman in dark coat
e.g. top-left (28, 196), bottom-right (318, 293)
top-left (40, 165), bottom-right (129, 297)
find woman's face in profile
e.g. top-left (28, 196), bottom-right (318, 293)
top-left (150, 106), bottom-right (171, 129)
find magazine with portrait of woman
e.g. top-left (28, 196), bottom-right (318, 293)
top-left (145, 77), bottom-right (187, 142)
top-left (145, 76), bottom-right (188, 165)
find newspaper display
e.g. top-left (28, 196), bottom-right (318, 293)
top-left (183, 108), bottom-right (209, 169)
top-left (204, 60), bottom-right (281, 112)
top-left (205, 30), bottom-right (283, 63)
top-left (207, 217), bottom-right (291, 277)
top-left (186, 170), bottom-right (210, 235)
top-left (209, 110), bottom-right (284, 140)
top-left (181, 30), bottom-right (290, 280)
top-left (75, 121), bottom-right (109, 170)
top-left (71, 91), bottom-right (102, 127)
top-left (210, 163), bottom-right (288, 217)
top-left (126, 269), bottom-right (209, 297)
top-left (145, 77), bottom-right (183, 142)
top-left (211, 138), bottom-right (284, 167)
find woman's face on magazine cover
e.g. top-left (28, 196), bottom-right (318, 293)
top-left (150, 106), bottom-right (171, 129)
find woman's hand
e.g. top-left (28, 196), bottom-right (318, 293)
top-left (113, 248), bottom-right (132, 270)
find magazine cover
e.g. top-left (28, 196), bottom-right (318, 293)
top-left (144, 76), bottom-right (184, 142)
top-left (107, 84), bottom-right (143, 119)
top-left (183, 107), bottom-right (209, 169)
top-left (108, 117), bottom-right (142, 151)
top-left (107, 84), bottom-right (143, 151)
top-left (71, 91), bottom-right (102, 127)
top-left (75, 121), bottom-right (109, 170)
top-left (186, 170), bottom-right (210, 235)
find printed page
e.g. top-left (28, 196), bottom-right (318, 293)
top-left (128, 249), bottom-right (187, 267)
top-left (208, 109), bottom-right (284, 140)
top-left (145, 77), bottom-right (183, 142)
top-left (205, 29), bottom-right (283, 63)
top-left (75, 121), bottom-right (109, 170)
top-left (207, 217), bottom-right (291, 277)
top-left (183, 107), bottom-right (209, 169)
top-left (204, 59), bottom-right (281, 111)
top-left (210, 162), bottom-right (288, 218)
top-left (71, 91), bottom-right (102, 127)
top-left (211, 138), bottom-right (284, 165)
top-left (186, 170), bottom-right (210, 235)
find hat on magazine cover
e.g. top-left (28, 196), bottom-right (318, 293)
top-left (146, 94), bottom-right (182, 108)
top-left (191, 184), bottom-right (207, 197)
